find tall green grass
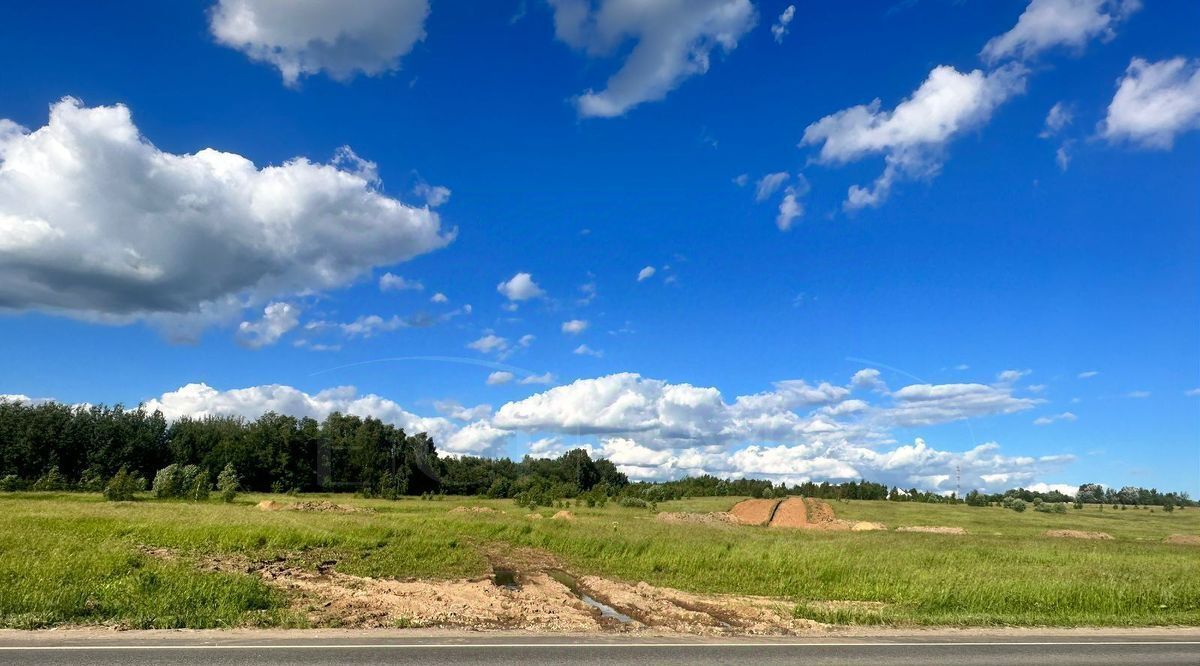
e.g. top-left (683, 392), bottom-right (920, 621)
top-left (1, 492), bottom-right (1197, 628)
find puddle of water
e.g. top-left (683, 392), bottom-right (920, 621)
top-left (547, 570), bottom-right (633, 624)
top-left (492, 569), bottom-right (519, 589)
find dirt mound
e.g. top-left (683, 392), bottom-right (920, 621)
top-left (526, 513), bottom-right (543, 520)
top-left (803, 498), bottom-right (838, 525)
top-left (256, 500), bottom-right (283, 511)
top-left (551, 510), bottom-right (574, 521)
top-left (896, 526), bottom-right (967, 535)
top-left (656, 511), bottom-right (739, 525)
top-left (283, 500), bottom-right (370, 514)
top-left (729, 497), bottom-right (874, 532)
top-left (1164, 534), bottom-right (1200, 546)
top-left (850, 521), bottom-right (887, 531)
top-left (729, 499), bottom-right (781, 526)
top-left (449, 506), bottom-right (497, 515)
top-left (767, 497), bottom-right (809, 529)
top-left (1044, 529), bottom-right (1112, 540)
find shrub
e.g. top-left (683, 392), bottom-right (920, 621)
top-left (103, 468), bottom-right (138, 502)
top-left (617, 496), bottom-right (649, 509)
top-left (189, 471), bottom-right (210, 501)
top-left (217, 464), bottom-right (239, 503)
top-left (1009, 499), bottom-right (1027, 513)
top-left (79, 467), bottom-right (106, 492)
top-left (0, 475), bottom-right (22, 492)
top-left (32, 466), bottom-right (67, 491)
top-left (153, 464), bottom-right (184, 498)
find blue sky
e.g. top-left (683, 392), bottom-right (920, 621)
top-left (0, 0), bottom-right (1197, 495)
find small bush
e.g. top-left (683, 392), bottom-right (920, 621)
top-left (32, 466), bottom-right (67, 491)
top-left (153, 464), bottom-right (184, 499)
top-left (103, 468), bottom-right (139, 502)
top-left (79, 467), bottom-right (106, 492)
top-left (217, 464), bottom-right (239, 503)
top-left (189, 471), bottom-right (210, 501)
top-left (617, 496), bottom-right (649, 509)
top-left (0, 474), bottom-right (22, 492)
top-left (1009, 499), bottom-right (1027, 513)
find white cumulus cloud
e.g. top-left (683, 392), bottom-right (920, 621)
top-left (0, 98), bottom-right (451, 339)
top-left (379, 273), bottom-right (424, 292)
top-left (236, 302), bottom-right (300, 348)
top-left (209, 0), bottom-right (430, 85)
top-left (981, 0), bottom-right (1140, 64)
top-left (487, 371), bottom-right (515, 386)
top-left (497, 272), bottom-right (545, 301)
top-left (561, 319), bottom-right (589, 335)
top-left (754, 171), bottom-right (789, 201)
top-left (1101, 57), bottom-right (1200, 149)
top-left (801, 65), bottom-right (1027, 209)
top-left (771, 5), bottom-right (795, 44)
top-left (548, 0), bottom-right (757, 117)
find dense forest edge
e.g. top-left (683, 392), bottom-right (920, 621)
top-left (0, 399), bottom-right (1194, 510)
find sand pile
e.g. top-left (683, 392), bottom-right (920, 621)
top-left (849, 522), bottom-right (887, 531)
top-left (896, 526), bottom-right (967, 535)
top-left (256, 500), bottom-right (283, 511)
top-left (1044, 529), bottom-right (1113, 540)
top-left (661, 497), bottom-right (886, 532)
top-left (767, 497), bottom-right (808, 528)
top-left (729, 499), bottom-right (781, 526)
top-left (1163, 534), bottom-right (1200, 546)
top-left (552, 511), bottom-right (574, 521)
top-left (803, 498), bottom-right (838, 526)
top-left (656, 511), bottom-right (739, 525)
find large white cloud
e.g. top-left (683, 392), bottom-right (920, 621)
top-left (143, 382), bottom-right (504, 455)
top-left (801, 64), bottom-right (1027, 209)
top-left (981, 0), bottom-right (1140, 64)
top-left (548, 0), bottom-right (757, 118)
top-left (209, 0), bottom-right (430, 85)
top-left (0, 98), bottom-right (452, 338)
top-left (1101, 57), bottom-right (1200, 149)
top-left (493, 371), bottom-right (1038, 452)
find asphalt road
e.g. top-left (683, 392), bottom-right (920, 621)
top-left (0, 634), bottom-right (1197, 665)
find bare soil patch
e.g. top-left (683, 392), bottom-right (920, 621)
top-left (285, 501), bottom-right (371, 514)
top-left (1164, 534), bottom-right (1200, 546)
top-left (551, 510), bottom-right (574, 521)
top-left (1044, 529), bottom-right (1113, 540)
top-left (145, 544), bottom-right (821, 634)
top-left (256, 500), bottom-right (283, 511)
top-left (656, 511), bottom-right (738, 525)
top-left (729, 499), bottom-right (781, 526)
top-left (577, 576), bottom-right (825, 635)
top-left (896, 526), bottom-right (967, 535)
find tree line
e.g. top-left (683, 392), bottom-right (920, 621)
top-left (0, 398), bottom-right (1193, 507)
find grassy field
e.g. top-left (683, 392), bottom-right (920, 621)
top-left (1, 491), bottom-right (1197, 629)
